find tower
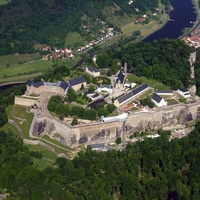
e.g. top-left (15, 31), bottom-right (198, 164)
top-left (124, 62), bottom-right (127, 74)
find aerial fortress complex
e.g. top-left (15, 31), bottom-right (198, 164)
top-left (15, 54), bottom-right (200, 147)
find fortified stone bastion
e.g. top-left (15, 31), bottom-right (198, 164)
top-left (31, 102), bottom-right (200, 147)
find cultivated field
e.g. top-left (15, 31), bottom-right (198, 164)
top-left (0, 54), bottom-right (41, 66)
top-left (0, 60), bottom-right (53, 82)
top-left (122, 20), bottom-right (163, 37)
top-left (0, 56), bottom-right (81, 83)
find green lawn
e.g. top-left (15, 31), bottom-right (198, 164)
top-left (42, 135), bottom-right (73, 151)
top-left (1, 123), bottom-right (21, 138)
top-left (76, 95), bottom-right (90, 104)
top-left (92, 76), bottom-right (111, 85)
top-left (25, 144), bottom-right (57, 169)
top-left (6, 105), bottom-right (34, 139)
top-left (3, 105), bottom-right (75, 159)
top-left (0, 54), bottom-right (41, 66)
top-left (136, 89), bottom-right (153, 100)
top-left (131, 107), bottom-right (139, 111)
top-left (167, 99), bottom-right (178, 105)
top-left (126, 75), bottom-right (171, 90)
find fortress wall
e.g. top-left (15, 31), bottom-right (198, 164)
top-left (31, 102), bottom-right (200, 147)
top-left (35, 116), bottom-right (80, 147)
top-left (188, 103), bottom-right (199, 117)
top-left (15, 96), bottom-right (38, 107)
top-left (78, 121), bottom-right (122, 143)
top-left (172, 105), bottom-right (186, 115)
top-left (35, 115), bottom-right (122, 145)
top-left (127, 111), bottom-right (163, 127)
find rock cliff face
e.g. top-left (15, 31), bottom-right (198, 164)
top-left (31, 103), bottom-right (200, 147)
top-left (178, 107), bottom-right (193, 125)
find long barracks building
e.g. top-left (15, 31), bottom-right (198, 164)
top-left (26, 77), bottom-right (86, 96)
top-left (114, 83), bottom-right (148, 107)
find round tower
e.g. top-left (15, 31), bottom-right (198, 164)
top-left (124, 62), bottom-right (127, 73)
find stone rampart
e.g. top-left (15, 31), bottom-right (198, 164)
top-left (35, 115), bottom-right (80, 147)
top-left (31, 102), bottom-right (200, 147)
top-left (14, 96), bottom-right (38, 107)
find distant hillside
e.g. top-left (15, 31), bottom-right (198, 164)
top-left (0, 0), bottom-right (169, 55)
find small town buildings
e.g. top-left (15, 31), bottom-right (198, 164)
top-left (91, 93), bottom-right (100, 101)
top-left (27, 77), bottom-right (86, 96)
top-left (155, 90), bottom-right (174, 96)
top-left (103, 93), bottom-right (109, 99)
top-left (88, 143), bottom-right (107, 151)
top-left (86, 66), bottom-right (100, 77)
top-left (114, 83), bottom-right (149, 107)
top-left (83, 91), bottom-right (96, 98)
top-left (97, 84), bottom-right (113, 94)
top-left (43, 45), bottom-right (51, 51)
top-left (177, 88), bottom-right (191, 98)
top-left (151, 93), bottom-right (167, 107)
top-left (68, 77), bottom-right (86, 91)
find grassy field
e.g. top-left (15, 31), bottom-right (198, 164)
top-left (4, 105), bottom-right (34, 139)
top-left (1, 122), bottom-right (21, 137)
top-left (0, 56), bottom-right (81, 83)
top-left (167, 99), bottom-right (178, 105)
top-left (0, 0), bottom-right (10, 5)
top-left (0, 54), bottom-right (41, 66)
top-left (11, 105), bottom-right (34, 139)
top-left (25, 144), bottom-right (57, 169)
top-left (3, 104), bottom-right (75, 159)
top-left (126, 75), bottom-right (171, 90)
top-left (136, 89), bottom-right (153, 100)
top-left (0, 60), bottom-right (52, 82)
top-left (0, 72), bottom-right (42, 82)
top-left (42, 135), bottom-right (73, 151)
top-left (65, 32), bottom-right (86, 47)
top-left (131, 107), bottom-right (139, 111)
top-left (0, 60), bottom-right (52, 77)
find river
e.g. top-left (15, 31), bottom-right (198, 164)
top-left (0, 82), bottom-right (25, 90)
top-left (144, 0), bottom-right (197, 42)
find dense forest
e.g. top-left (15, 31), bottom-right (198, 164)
top-left (1, 118), bottom-right (200, 199)
top-left (0, 85), bottom-right (25, 127)
top-left (97, 39), bottom-right (193, 89)
top-left (0, 0), bottom-right (169, 55)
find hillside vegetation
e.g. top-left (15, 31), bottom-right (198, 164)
top-left (0, 0), bottom-right (169, 55)
top-left (96, 39), bottom-right (193, 89)
top-left (1, 121), bottom-right (200, 199)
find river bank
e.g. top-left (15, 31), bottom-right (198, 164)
top-left (144, 0), bottom-right (197, 42)
top-left (0, 82), bottom-right (25, 90)
top-left (180, 0), bottom-right (200, 38)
